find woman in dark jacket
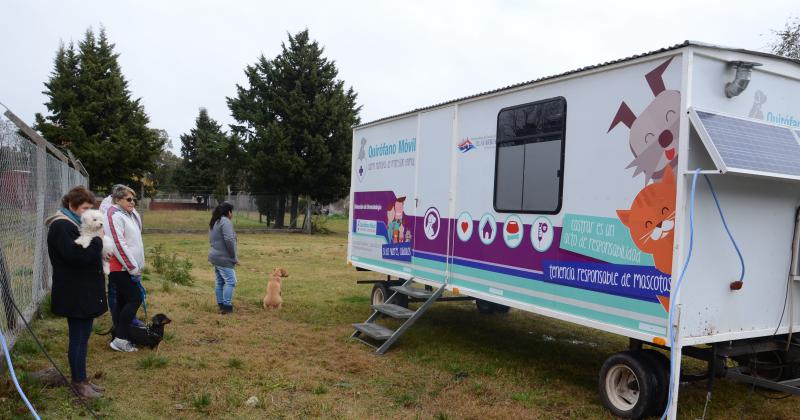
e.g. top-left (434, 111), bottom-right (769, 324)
top-left (45, 186), bottom-right (107, 399)
top-left (208, 203), bottom-right (238, 314)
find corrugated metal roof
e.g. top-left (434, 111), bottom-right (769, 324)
top-left (357, 40), bottom-right (799, 128)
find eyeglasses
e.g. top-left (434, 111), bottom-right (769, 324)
top-left (124, 197), bottom-right (137, 204)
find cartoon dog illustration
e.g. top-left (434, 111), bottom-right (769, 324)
top-left (608, 58), bottom-right (681, 185)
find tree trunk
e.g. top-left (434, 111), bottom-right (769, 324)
top-left (305, 195), bottom-right (312, 234)
top-left (275, 195), bottom-right (286, 228)
top-left (289, 194), bottom-right (299, 228)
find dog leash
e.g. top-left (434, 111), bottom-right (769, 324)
top-left (136, 281), bottom-right (148, 321)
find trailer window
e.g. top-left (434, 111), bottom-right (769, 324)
top-left (494, 97), bottom-right (566, 214)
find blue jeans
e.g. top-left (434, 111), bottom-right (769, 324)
top-left (214, 266), bottom-right (237, 306)
top-left (67, 318), bottom-right (93, 382)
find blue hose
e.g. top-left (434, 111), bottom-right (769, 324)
top-left (0, 329), bottom-right (41, 420)
top-left (661, 168), bottom-right (701, 420)
top-left (703, 175), bottom-right (745, 282)
top-left (661, 171), bottom-right (745, 419)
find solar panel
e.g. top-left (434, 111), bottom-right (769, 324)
top-left (689, 108), bottom-right (800, 180)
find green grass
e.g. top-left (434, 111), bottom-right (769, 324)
top-left (139, 209), bottom-right (329, 230)
top-left (1, 212), bottom-right (798, 418)
top-left (137, 353), bottom-right (169, 370)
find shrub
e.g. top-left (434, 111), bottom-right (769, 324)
top-left (148, 244), bottom-right (194, 286)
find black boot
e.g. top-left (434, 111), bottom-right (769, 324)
top-left (221, 304), bottom-right (233, 314)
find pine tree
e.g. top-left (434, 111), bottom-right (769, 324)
top-left (176, 108), bottom-right (228, 196)
top-left (34, 27), bottom-right (164, 192)
top-left (228, 29), bottom-right (360, 228)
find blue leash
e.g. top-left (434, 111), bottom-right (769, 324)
top-left (136, 281), bottom-right (148, 321)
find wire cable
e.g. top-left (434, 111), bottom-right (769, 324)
top-left (703, 175), bottom-right (745, 282)
top-left (661, 168), bottom-right (701, 420)
top-left (4, 294), bottom-right (100, 419)
top-left (662, 172), bottom-right (747, 419)
top-left (0, 328), bottom-right (41, 419)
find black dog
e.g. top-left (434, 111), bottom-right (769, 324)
top-left (97, 314), bottom-right (172, 350)
top-left (129, 314), bottom-right (172, 350)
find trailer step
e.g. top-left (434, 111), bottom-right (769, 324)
top-left (372, 304), bottom-right (415, 319)
top-left (352, 323), bottom-right (395, 340)
top-left (352, 278), bottom-right (446, 354)
top-left (390, 285), bottom-right (434, 299)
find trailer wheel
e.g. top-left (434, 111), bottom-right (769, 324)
top-left (475, 299), bottom-right (496, 314)
top-left (371, 283), bottom-right (391, 306)
top-left (492, 303), bottom-right (510, 314)
top-left (370, 283), bottom-right (409, 308)
top-left (599, 351), bottom-right (658, 419)
top-left (639, 350), bottom-right (670, 416)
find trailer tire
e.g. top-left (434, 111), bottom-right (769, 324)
top-left (394, 292), bottom-right (409, 309)
top-left (371, 283), bottom-right (391, 306)
top-left (639, 350), bottom-right (670, 416)
top-left (492, 303), bottom-right (510, 314)
top-left (599, 351), bottom-right (658, 419)
top-left (475, 299), bottom-right (496, 314)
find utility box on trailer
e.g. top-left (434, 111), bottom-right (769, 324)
top-left (348, 41), bottom-right (800, 418)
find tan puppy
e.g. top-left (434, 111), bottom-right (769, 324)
top-left (263, 267), bottom-right (289, 309)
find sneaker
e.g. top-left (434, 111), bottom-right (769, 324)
top-left (110, 338), bottom-right (138, 352)
top-left (221, 304), bottom-right (233, 314)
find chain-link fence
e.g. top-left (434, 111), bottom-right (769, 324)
top-left (0, 115), bottom-right (88, 349)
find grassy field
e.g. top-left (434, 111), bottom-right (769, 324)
top-left (139, 209), bottom-right (268, 230)
top-left (1, 211), bottom-right (799, 418)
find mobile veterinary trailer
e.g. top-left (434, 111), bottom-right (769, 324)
top-left (348, 41), bottom-right (800, 418)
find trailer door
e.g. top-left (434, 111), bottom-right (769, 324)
top-left (412, 107), bottom-right (455, 284)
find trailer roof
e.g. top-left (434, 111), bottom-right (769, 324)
top-left (356, 41), bottom-right (800, 128)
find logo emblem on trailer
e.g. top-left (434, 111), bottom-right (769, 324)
top-left (456, 211), bottom-right (473, 242)
top-left (531, 216), bottom-right (554, 252)
top-left (356, 137), bottom-right (367, 182)
top-left (502, 214), bottom-right (523, 248)
top-left (423, 207), bottom-right (441, 240)
top-left (457, 138), bottom-right (476, 153)
top-left (478, 213), bottom-right (497, 245)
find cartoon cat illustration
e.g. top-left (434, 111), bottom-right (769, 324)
top-left (608, 58), bottom-right (681, 185)
top-left (616, 165), bottom-right (676, 275)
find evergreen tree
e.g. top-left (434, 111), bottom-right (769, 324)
top-left (35, 27), bottom-right (164, 191)
top-left (228, 29), bottom-right (360, 228)
top-left (176, 108), bottom-right (228, 196)
top-left (151, 129), bottom-right (183, 193)
top-left (771, 17), bottom-right (800, 59)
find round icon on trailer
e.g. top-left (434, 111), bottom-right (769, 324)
top-left (531, 216), bottom-right (554, 252)
top-left (478, 213), bottom-right (497, 245)
top-left (456, 211), bottom-right (473, 242)
top-left (423, 207), bottom-right (441, 240)
top-left (503, 214), bottom-right (523, 248)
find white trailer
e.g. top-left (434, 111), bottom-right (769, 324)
top-left (347, 41), bottom-right (800, 418)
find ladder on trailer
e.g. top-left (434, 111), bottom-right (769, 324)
top-left (351, 278), bottom-right (445, 354)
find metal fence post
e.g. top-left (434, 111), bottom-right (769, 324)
top-left (31, 130), bottom-right (46, 309)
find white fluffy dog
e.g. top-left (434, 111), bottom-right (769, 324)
top-left (74, 209), bottom-right (115, 274)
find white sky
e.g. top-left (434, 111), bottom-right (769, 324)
top-left (1, 1), bottom-right (797, 153)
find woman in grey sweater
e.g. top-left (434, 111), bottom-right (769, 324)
top-left (208, 203), bottom-right (238, 314)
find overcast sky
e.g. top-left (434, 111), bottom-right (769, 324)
top-left (1, 1), bottom-right (797, 153)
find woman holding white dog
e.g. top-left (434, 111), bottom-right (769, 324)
top-left (45, 186), bottom-right (107, 399)
top-left (104, 185), bottom-right (145, 353)
top-left (208, 202), bottom-right (238, 314)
